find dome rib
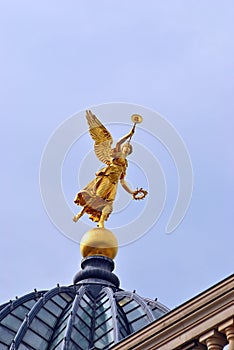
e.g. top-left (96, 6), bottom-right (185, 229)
top-left (0, 290), bottom-right (44, 322)
top-left (48, 295), bottom-right (75, 350)
top-left (91, 287), bottom-right (115, 349)
top-left (102, 287), bottom-right (119, 344)
top-left (144, 297), bottom-right (170, 318)
top-left (0, 301), bottom-right (11, 313)
top-left (0, 290), bottom-right (45, 350)
top-left (114, 290), bottom-right (164, 334)
top-left (127, 292), bottom-right (155, 322)
top-left (9, 286), bottom-right (75, 350)
top-left (61, 286), bottom-right (87, 350)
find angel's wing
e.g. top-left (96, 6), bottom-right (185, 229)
top-left (86, 110), bottom-right (113, 164)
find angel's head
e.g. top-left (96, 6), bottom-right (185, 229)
top-left (121, 142), bottom-right (133, 157)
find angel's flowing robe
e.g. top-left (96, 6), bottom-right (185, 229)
top-left (74, 157), bottom-right (128, 222)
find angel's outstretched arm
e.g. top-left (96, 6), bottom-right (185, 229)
top-left (120, 176), bottom-right (135, 195)
top-left (120, 175), bottom-right (148, 200)
top-left (115, 126), bottom-right (135, 152)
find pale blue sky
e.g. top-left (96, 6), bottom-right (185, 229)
top-left (0, 0), bottom-right (233, 309)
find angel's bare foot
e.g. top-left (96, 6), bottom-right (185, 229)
top-left (73, 208), bottom-right (86, 223)
top-left (73, 214), bottom-right (81, 222)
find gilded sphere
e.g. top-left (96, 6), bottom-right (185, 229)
top-left (80, 228), bottom-right (118, 259)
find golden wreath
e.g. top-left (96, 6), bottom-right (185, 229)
top-left (133, 188), bottom-right (148, 200)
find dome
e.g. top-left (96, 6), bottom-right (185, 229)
top-left (0, 255), bottom-right (169, 350)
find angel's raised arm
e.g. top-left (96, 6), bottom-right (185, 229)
top-left (115, 125), bottom-right (135, 152)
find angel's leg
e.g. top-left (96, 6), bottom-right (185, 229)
top-left (73, 207), bottom-right (86, 222)
top-left (98, 203), bottom-right (112, 228)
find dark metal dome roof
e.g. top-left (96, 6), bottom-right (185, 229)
top-left (0, 256), bottom-right (169, 350)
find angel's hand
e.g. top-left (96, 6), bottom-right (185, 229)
top-left (130, 125), bottom-right (136, 136)
top-left (132, 188), bottom-right (148, 200)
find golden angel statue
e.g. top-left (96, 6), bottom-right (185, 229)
top-left (73, 110), bottom-right (148, 228)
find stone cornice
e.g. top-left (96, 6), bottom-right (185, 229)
top-left (111, 274), bottom-right (234, 350)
